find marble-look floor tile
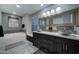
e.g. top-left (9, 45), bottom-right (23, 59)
top-left (8, 42), bottom-right (38, 54)
top-left (34, 50), bottom-right (46, 54)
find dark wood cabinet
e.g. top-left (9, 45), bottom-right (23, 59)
top-left (27, 35), bottom-right (33, 42)
top-left (56, 37), bottom-right (68, 54)
top-left (33, 33), bottom-right (39, 47)
top-left (67, 39), bottom-right (79, 54)
top-left (33, 32), bottom-right (79, 54)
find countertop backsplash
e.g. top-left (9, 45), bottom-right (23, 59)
top-left (38, 25), bottom-right (79, 35)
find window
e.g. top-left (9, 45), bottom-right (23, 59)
top-left (8, 16), bottom-right (19, 28)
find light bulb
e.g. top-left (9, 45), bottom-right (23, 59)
top-left (46, 11), bottom-right (50, 15)
top-left (51, 9), bottom-right (55, 13)
top-left (43, 12), bottom-right (46, 16)
top-left (56, 7), bottom-right (61, 12)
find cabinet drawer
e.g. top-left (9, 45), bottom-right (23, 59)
top-left (67, 39), bottom-right (79, 46)
top-left (37, 33), bottom-right (52, 39)
top-left (38, 39), bottom-right (53, 45)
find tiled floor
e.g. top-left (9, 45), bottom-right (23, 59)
top-left (5, 40), bottom-right (38, 54)
top-left (34, 50), bottom-right (46, 54)
top-left (0, 39), bottom-right (46, 54)
top-left (8, 44), bottom-right (38, 54)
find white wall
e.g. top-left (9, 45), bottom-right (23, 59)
top-left (0, 11), bottom-right (2, 25)
top-left (22, 15), bottom-right (32, 35)
top-left (2, 13), bottom-right (22, 32)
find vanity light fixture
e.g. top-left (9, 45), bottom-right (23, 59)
top-left (46, 11), bottom-right (50, 14)
top-left (43, 12), bottom-right (46, 17)
top-left (16, 4), bottom-right (21, 8)
top-left (56, 7), bottom-right (61, 12)
top-left (51, 9), bottom-right (55, 14)
top-left (46, 11), bottom-right (50, 16)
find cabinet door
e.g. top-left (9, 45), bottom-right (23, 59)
top-left (33, 38), bottom-right (38, 47)
top-left (62, 43), bottom-right (68, 54)
top-left (33, 33), bottom-right (39, 47)
top-left (68, 45), bottom-right (79, 54)
top-left (68, 39), bottom-right (79, 54)
top-left (56, 37), bottom-right (68, 54)
top-left (37, 34), bottom-right (57, 53)
top-left (56, 39), bottom-right (63, 54)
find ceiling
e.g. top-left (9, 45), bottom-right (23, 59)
top-left (0, 4), bottom-right (50, 16)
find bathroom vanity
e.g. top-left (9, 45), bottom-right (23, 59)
top-left (33, 31), bottom-right (79, 54)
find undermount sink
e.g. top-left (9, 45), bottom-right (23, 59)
top-left (61, 33), bottom-right (70, 36)
top-left (60, 33), bottom-right (79, 37)
top-left (70, 34), bottom-right (79, 37)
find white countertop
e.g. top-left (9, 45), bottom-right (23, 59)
top-left (33, 31), bottom-right (79, 41)
top-left (27, 34), bottom-right (33, 37)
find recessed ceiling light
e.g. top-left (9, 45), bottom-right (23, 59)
top-left (16, 4), bottom-right (21, 8)
top-left (13, 12), bottom-right (16, 14)
top-left (41, 4), bottom-right (44, 6)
